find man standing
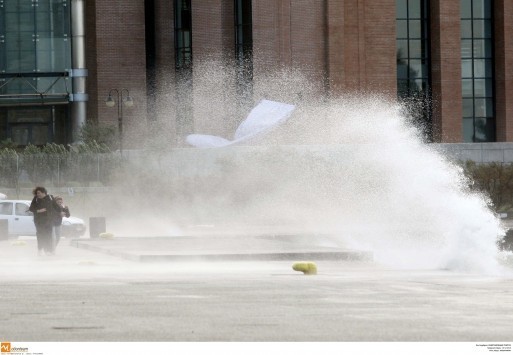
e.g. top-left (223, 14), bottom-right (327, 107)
top-left (29, 186), bottom-right (59, 255)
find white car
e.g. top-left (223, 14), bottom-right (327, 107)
top-left (0, 200), bottom-right (86, 238)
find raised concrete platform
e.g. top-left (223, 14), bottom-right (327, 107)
top-left (70, 235), bottom-right (372, 262)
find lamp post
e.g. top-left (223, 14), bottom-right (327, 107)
top-left (105, 88), bottom-right (134, 154)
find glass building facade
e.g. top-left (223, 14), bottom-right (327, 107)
top-left (461, 0), bottom-right (494, 142)
top-left (0, 0), bottom-right (72, 146)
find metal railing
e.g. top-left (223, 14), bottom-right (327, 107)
top-left (0, 152), bottom-right (121, 190)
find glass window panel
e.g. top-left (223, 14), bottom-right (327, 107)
top-left (461, 0), bottom-right (472, 18)
top-left (473, 20), bottom-right (491, 38)
top-left (473, 39), bottom-right (492, 58)
top-left (6, 12), bottom-right (34, 32)
top-left (37, 1), bottom-right (51, 11)
top-left (396, 0), bottom-right (408, 18)
top-left (462, 59), bottom-right (473, 78)
top-left (38, 43), bottom-right (56, 65)
top-left (410, 79), bottom-right (426, 93)
top-left (486, 118), bottom-right (496, 141)
top-left (408, 59), bottom-right (424, 78)
top-left (473, 0), bottom-right (491, 18)
top-left (36, 11), bottom-right (51, 32)
top-left (421, 63), bottom-right (428, 78)
top-left (461, 20), bottom-right (472, 38)
top-left (48, 7), bottom-right (68, 37)
top-left (474, 98), bottom-right (493, 117)
top-left (397, 79), bottom-right (409, 97)
top-left (20, 12), bottom-right (35, 32)
top-left (473, 59), bottom-right (492, 78)
top-left (474, 117), bottom-right (487, 141)
top-left (397, 20), bottom-right (408, 38)
top-left (7, 36), bottom-right (35, 52)
top-left (15, 203), bottom-right (31, 216)
top-left (396, 40), bottom-right (408, 59)
top-left (36, 77), bottom-right (67, 94)
top-left (408, 0), bottom-right (421, 18)
top-left (461, 39), bottom-right (473, 58)
top-left (473, 117), bottom-right (494, 142)
top-left (474, 78), bottom-right (492, 97)
top-left (36, 53), bottom-right (52, 72)
top-left (15, 3), bottom-right (34, 12)
top-left (463, 117), bottom-right (474, 142)
top-left (7, 52), bottom-right (36, 72)
top-left (397, 63), bottom-right (409, 79)
top-left (185, 32), bottom-right (191, 47)
top-left (463, 98), bottom-right (474, 117)
top-left (462, 79), bottom-right (473, 97)
top-left (0, 202), bottom-right (13, 215)
top-left (409, 39), bottom-right (422, 58)
top-left (408, 20), bottom-right (421, 38)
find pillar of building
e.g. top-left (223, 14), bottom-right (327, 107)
top-left (192, 0), bottom-right (234, 62)
top-left (252, 0), bottom-right (291, 71)
top-left (430, 0), bottom-right (462, 143)
top-left (494, 0), bottom-right (513, 141)
top-left (326, 0), bottom-right (395, 96)
top-left (359, 0), bottom-right (396, 95)
top-left (71, 0), bottom-right (88, 143)
top-left (190, 1), bottom-right (236, 136)
top-left (326, 0), bottom-right (345, 93)
top-left (92, 0), bottom-right (148, 148)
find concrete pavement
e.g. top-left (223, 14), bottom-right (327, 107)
top-left (0, 237), bottom-right (513, 342)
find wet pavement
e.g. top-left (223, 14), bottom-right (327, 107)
top-left (0, 237), bottom-right (512, 342)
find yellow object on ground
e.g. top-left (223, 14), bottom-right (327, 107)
top-left (99, 232), bottom-right (114, 239)
top-left (292, 262), bottom-right (317, 275)
top-left (10, 240), bottom-right (27, 246)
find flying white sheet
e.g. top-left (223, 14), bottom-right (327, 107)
top-left (186, 99), bottom-right (296, 148)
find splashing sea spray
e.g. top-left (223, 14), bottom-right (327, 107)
top-left (301, 95), bottom-right (505, 273)
top-left (120, 62), bottom-right (507, 274)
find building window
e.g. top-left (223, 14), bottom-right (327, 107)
top-left (145, 0), bottom-right (156, 121)
top-left (174, 0), bottom-right (192, 71)
top-left (461, 0), bottom-right (494, 142)
top-left (396, 0), bottom-right (431, 139)
top-left (0, 0), bottom-right (71, 146)
top-left (234, 0), bottom-right (253, 99)
top-left (173, 0), bottom-right (193, 139)
top-left (0, 105), bottom-right (69, 146)
top-left (0, 0), bottom-right (71, 102)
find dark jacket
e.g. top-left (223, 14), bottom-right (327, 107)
top-left (29, 195), bottom-right (60, 227)
top-left (54, 205), bottom-right (70, 226)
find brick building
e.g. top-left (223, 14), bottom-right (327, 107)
top-left (0, 0), bottom-right (512, 147)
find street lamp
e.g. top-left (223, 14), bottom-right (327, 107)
top-left (105, 88), bottom-right (134, 154)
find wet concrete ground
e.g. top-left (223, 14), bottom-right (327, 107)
top-left (1, 238), bottom-right (513, 341)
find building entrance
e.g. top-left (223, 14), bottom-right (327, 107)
top-left (10, 123), bottom-right (51, 146)
top-left (0, 105), bottom-right (69, 147)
